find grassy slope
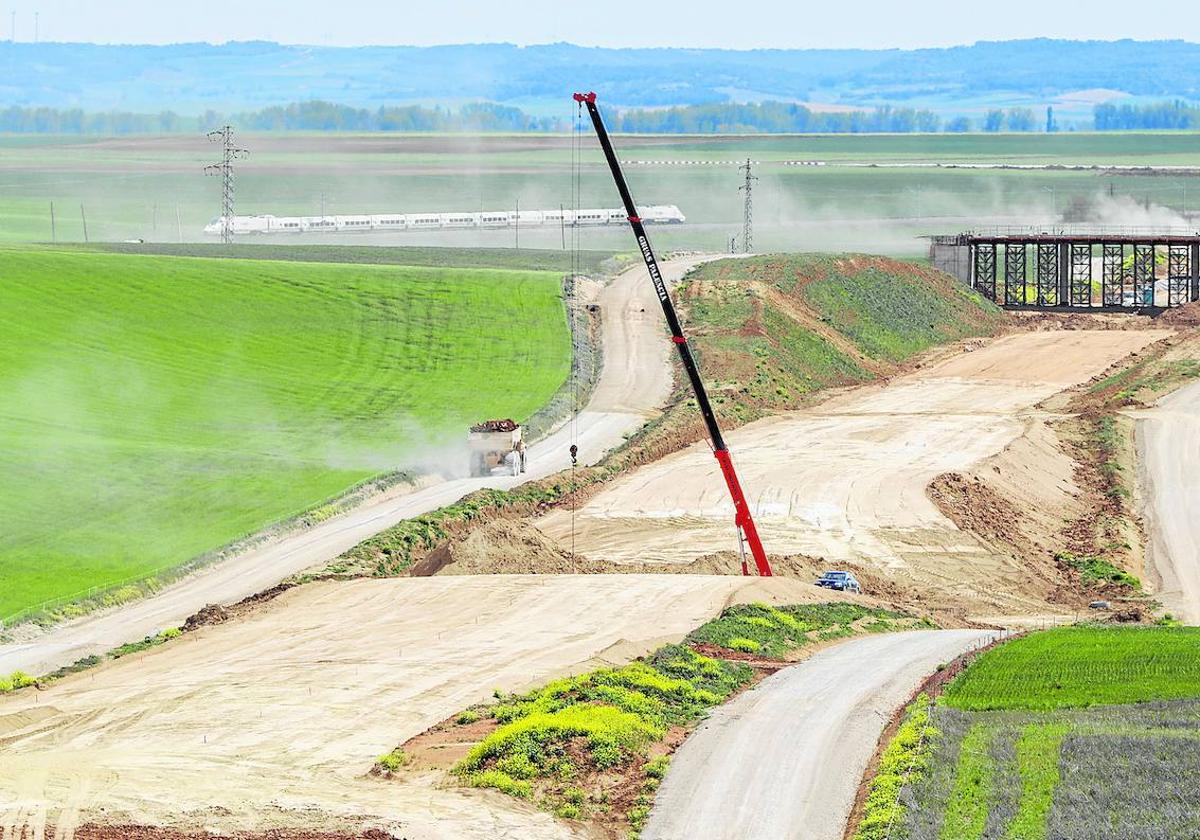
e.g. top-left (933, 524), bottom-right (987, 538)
top-left (682, 254), bottom-right (1003, 412)
top-left (0, 247), bottom-right (570, 618)
top-left (892, 627), bottom-right (1200, 840)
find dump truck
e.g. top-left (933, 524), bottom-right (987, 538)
top-left (468, 419), bottom-right (527, 477)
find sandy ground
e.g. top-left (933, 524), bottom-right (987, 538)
top-left (541, 330), bottom-right (1170, 618)
top-left (0, 574), bottom-right (836, 838)
top-left (642, 629), bottom-right (998, 840)
top-left (1138, 379), bottom-right (1200, 625)
top-left (0, 257), bottom-right (710, 677)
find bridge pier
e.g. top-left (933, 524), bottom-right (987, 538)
top-left (1193, 243), bottom-right (1199, 303)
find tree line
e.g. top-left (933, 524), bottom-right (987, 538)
top-left (0, 99), bottom-right (1197, 135)
top-left (1093, 100), bottom-right (1199, 130)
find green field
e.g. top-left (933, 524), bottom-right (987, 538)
top-left (877, 627), bottom-right (1200, 840)
top-left (944, 626), bottom-right (1200, 710)
top-left (0, 247), bottom-right (571, 621)
top-left (1, 132), bottom-right (1197, 256)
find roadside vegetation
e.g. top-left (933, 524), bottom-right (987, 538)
top-left (857, 625), bottom-right (1200, 840)
top-left (384, 602), bottom-right (928, 837)
top-left (0, 247), bottom-right (571, 624)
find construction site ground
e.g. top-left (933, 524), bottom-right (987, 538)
top-left (4, 261), bottom-right (1199, 839)
top-left (540, 328), bottom-right (1171, 622)
top-left (0, 575), bottom-right (839, 839)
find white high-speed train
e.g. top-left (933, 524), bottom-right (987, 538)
top-left (203, 205), bottom-right (685, 236)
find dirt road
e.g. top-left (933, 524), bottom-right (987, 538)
top-left (0, 257), bottom-right (708, 677)
top-left (0, 574), bottom-right (827, 838)
top-left (1138, 379), bottom-right (1200, 625)
top-left (542, 330), bottom-right (1168, 616)
top-left (642, 628), bottom-right (997, 840)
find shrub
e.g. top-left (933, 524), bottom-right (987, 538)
top-left (554, 802), bottom-right (581, 819)
top-left (468, 769), bottom-right (533, 799)
top-left (376, 748), bottom-right (410, 773)
top-left (456, 709), bottom-right (481, 725)
top-left (727, 637), bottom-right (761, 653)
top-left (644, 755), bottom-right (671, 779)
top-left (458, 704), bottom-right (665, 775)
top-left (0, 670), bottom-right (35, 693)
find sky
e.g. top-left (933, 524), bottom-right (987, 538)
top-left (7, 0), bottom-right (1199, 49)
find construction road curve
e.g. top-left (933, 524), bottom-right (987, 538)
top-left (1139, 378), bottom-right (1200, 625)
top-left (0, 256), bottom-right (705, 677)
top-left (643, 629), bottom-right (998, 840)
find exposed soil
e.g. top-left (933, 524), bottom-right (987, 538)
top-left (541, 329), bottom-right (1169, 621)
top-left (927, 472), bottom-right (1038, 556)
top-left (43, 830), bottom-right (398, 840)
top-left (1156, 301), bottom-right (1200, 327)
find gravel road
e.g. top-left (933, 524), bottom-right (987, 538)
top-left (0, 256), bottom-right (708, 676)
top-left (1138, 378), bottom-right (1200, 624)
top-left (642, 628), bottom-right (998, 840)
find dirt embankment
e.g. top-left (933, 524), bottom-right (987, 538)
top-left (926, 324), bottom-right (1200, 618)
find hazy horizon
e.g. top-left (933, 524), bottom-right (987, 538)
top-left (4, 0), bottom-right (1199, 50)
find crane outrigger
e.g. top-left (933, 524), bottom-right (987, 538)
top-left (573, 91), bottom-right (773, 577)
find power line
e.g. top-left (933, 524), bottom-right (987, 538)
top-left (738, 157), bottom-right (757, 254)
top-left (203, 126), bottom-right (248, 245)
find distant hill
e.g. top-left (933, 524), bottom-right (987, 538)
top-left (2, 39), bottom-right (1198, 121)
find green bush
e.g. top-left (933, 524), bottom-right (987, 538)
top-left (468, 769), bottom-right (533, 799)
top-left (458, 704), bottom-right (665, 775)
top-left (0, 670), bottom-right (36, 693)
top-left (727, 637), bottom-right (761, 653)
top-left (554, 802), bottom-right (581, 820)
top-left (644, 755), bottom-right (671, 779)
top-left (376, 748), bottom-right (410, 773)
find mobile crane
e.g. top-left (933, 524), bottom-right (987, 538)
top-left (573, 91), bottom-right (773, 577)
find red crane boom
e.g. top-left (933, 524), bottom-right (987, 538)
top-left (573, 91), bottom-right (772, 577)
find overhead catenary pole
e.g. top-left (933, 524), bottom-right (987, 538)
top-left (203, 125), bottom-right (248, 245)
top-left (739, 158), bottom-right (757, 253)
top-left (175, 204), bottom-right (182, 243)
top-left (515, 198), bottom-right (520, 249)
top-left (573, 91), bottom-right (773, 577)
top-left (49, 201), bottom-right (56, 243)
top-left (80, 203), bottom-right (88, 243)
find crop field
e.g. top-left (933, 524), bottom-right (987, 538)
top-left (0, 132), bottom-right (1197, 255)
top-left (0, 246), bottom-right (570, 621)
top-left (887, 627), bottom-right (1200, 840)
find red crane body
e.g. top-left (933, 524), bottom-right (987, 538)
top-left (574, 91), bottom-right (772, 577)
